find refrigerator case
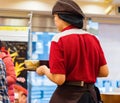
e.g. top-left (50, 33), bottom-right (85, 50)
top-left (27, 71), bottom-right (56, 103)
top-left (27, 32), bottom-right (57, 103)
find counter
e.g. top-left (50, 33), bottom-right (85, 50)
top-left (101, 92), bottom-right (120, 103)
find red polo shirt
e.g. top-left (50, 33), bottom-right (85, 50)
top-left (49, 25), bottom-right (107, 83)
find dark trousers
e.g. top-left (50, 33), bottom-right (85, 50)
top-left (49, 84), bottom-right (96, 103)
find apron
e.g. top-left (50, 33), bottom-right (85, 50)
top-left (49, 83), bottom-right (97, 103)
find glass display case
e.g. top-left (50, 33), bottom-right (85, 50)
top-left (27, 71), bottom-right (56, 103)
top-left (27, 31), bottom-right (57, 103)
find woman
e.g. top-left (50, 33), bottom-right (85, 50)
top-left (36, 0), bottom-right (109, 103)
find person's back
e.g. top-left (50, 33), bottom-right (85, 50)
top-left (0, 41), bottom-right (16, 103)
top-left (51, 28), bottom-right (106, 83)
top-left (0, 51), bottom-right (16, 103)
top-left (36, 0), bottom-right (109, 103)
top-left (0, 58), bottom-right (10, 103)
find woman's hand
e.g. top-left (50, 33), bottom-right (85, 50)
top-left (36, 65), bottom-right (47, 76)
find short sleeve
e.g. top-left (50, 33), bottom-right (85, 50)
top-left (49, 41), bottom-right (65, 74)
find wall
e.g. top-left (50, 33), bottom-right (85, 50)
top-left (0, 0), bottom-right (109, 15)
top-left (99, 23), bottom-right (120, 80)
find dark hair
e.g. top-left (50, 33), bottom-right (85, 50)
top-left (0, 40), bottom-right (2, 49)
top-left (58, 13), bottom-right (84, 29)
top-left (0, 41), bottom-right (8, 50)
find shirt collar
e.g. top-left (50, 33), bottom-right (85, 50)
top-left (62, 25), bottom-right (77, 32)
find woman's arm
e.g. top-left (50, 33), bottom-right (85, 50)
top-left (36, 65), bottom-right (65, 85)
top-left (3, 56), bottom-right (16, 85)
top-left (98, 64), bottom-right (109, 77)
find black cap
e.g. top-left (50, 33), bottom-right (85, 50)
top-left (52, 0), bottom-right (85, 19)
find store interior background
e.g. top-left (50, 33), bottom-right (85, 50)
top-left (0, 0), bottom-right (120, 103)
